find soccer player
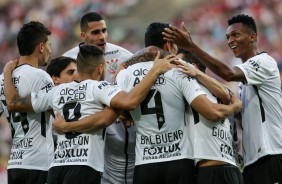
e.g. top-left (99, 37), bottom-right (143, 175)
top-left (46, 56), bottom-right (77, 86)
top-left (115, 22), bottom-right (242, 184)
top-left (177, 49), bottom-right (243, 184)
top-left (4, 44), bottom-right (177, 184)
top-left (63, 12), bottom-right (135, 184)
top-left (4, 21), bottom-right (54, 184)
top-left (163, 14), bottom-right (282, 184)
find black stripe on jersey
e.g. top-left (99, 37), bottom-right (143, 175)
top-left (252, 85), bottom-right (265, 122)
top-left (192, 107), bottom-right (200, 124)
top-left (41, 112), bottom-right (46, 137)
top-left (102, 128), bottom-right (106, 140)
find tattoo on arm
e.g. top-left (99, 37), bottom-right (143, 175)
top-left (124, 46), bottom-right (170, 68)
top-left (11, 96), bottom-right (31, 110)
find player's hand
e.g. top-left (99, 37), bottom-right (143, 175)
top-left (112, 62), bottom-right (126, 83)
top-left (119, 115), bottom-right (134, 128)
top-left (53, 112), bottom-right (68, 134)
top-left (177, 62), bottom-right (199, 77)
top-left (230, 94), bottom-right (242, 114)
top-left (162, 22), bottom-right (193, 50)
top-left (3, 59), bottom-right (19, 74)
top-left (152, 51), bottom-right (178, 74)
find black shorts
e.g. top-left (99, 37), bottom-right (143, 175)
top-left (8, 168), bottom-right (48, 184)
top-left (196, 163), bottom-right (243, 184)
top-left (133, 158), bottom-right (195, 184)
top-left (47, 165), bottom-right (101, 184)
top-left (243, 154), bottom-right (282, 184)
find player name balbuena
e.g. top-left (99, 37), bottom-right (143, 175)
top-left (140, 130), bottom-right (183, 145)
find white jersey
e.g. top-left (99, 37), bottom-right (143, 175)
top-left (64, 43), bottom-right (135, 183)
top-left (0, 74), bottom-right (8, 117)
top-left (8, 65), bottom-right (54, 171)
top-left (31, 80), bottom-right (122, 172)
top-left (189, 85), bottom-right (236, 165)
top-left (236, 52), bottom-right (282, 166)
top-left (116, 61), bottom-right (205, 165)
top-left (63, 42), bottom-right (133, 82)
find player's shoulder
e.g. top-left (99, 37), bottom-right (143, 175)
top-left (250, 52), bottom-right (276, 64)
top-left (14, 64), bottom-right (48, 77)
top-left (105, 43), bottom-right (133, 56)
top-left (62, 45), bottom-right (79, 59)
top-left (67, 79), bottom-right (110, 91)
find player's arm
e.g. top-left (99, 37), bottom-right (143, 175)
top-left (178, 62), bottom-right (230, 104)
top-left (123, 46), bottom-right (170, 68)
top-left (163, 22), bottom-right (246, 82)
top-left (110, 52), bottom-right (178, 110)
top-left (53, 106), bottom-right (120, 133)
top-left (112, 46), bottom-right (170, 82)
top-left (191, 93), bottom-right (242, 122)
top-left (3, 60), bottom-right (33, 112)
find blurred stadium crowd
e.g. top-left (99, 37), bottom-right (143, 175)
top-left (1, 0), bottom-right (282, 183)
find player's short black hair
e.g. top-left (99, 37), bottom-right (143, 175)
top-left (80, 12), bottom-right (105, 32)
top-left (17, 21), bottom-right (51, 56)
top-left (145, 22), bottom-right (170, 48)
top-left (177, 48), bottom-right (206, 72)
top-left (77, 43), bottom-right (105, 74)
top-left (46, 56), bottom-right (76, 77)
top-left (228, 14), bottom-right (257, 34)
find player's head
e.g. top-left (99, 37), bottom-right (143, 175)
top-left (228, 14), bottom-right (257, 34)
top-left (226, 14), bottom-right (257, 60)
top-left (177, 48), bottom-right (206, 72)
top-left (145, 22), bottom-right (177, 54)
top-left (17, 21), bottom-right (51, 66)
top-left (46, 56), bottom-right (77, 86)
top-left (77, 43), bottom-right (105, 80)
top-left (80, 12), bottom-right (107, 51)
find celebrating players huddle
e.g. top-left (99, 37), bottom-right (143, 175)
top-left (1, 11), bottom-right (282, 184)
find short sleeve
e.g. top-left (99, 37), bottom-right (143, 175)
top-left (174, 69), bottom-right (206, 104)
top-left (235, 55), bottom-right (275, 85)
top-left (94, 81), bottom-right (123, 107)
top-left (116, 69), bottom-right (130, 92)
top-left (31, 88), bottom-right (54, 113)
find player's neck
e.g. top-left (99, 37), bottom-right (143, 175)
top-left (241, 46), bottom-right (260, 63)
top-left (18, 55), bottom-right (39, 68)
top-left (75, 72), bottom-right (100, 81)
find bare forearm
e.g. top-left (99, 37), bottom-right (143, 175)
top-left (8, 96), bottom-right (33, 112)
top-left (189, 44), bottom-right (234, 80)
top-left (124, 47), bottom-right (169, 68)
top-left (4, 70), bottom-right (33, 112)
top-left (64, 109), bottom-right (119, 133)
top-left (212, 101), bottom-right (242, 121)
top-left (196, 71), bottom-right (230, 104)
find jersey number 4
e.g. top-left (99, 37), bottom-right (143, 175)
top-left (141, 89), bottom-right (165, 130)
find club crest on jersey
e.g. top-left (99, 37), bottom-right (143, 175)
top-left (106, 58), bottom-right (119, 74)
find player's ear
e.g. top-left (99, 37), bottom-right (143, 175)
top-left (81, 32), bottom-right (86, 41)
top-left (250, 32), bottom-right (257, 43)
top-left (38, 43), bottom-right (44, 54)
top-left (98, 64), bottom-right (104, 75)
top-left (52, 76), bottom-right (60, 86)
top-left (163, 41), bottom-right (170, 51)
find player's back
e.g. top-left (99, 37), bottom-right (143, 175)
top-left (188, 84), bottom-right (237, 165)
top-left (32, 79), bottom-right (122, 172)
top-left (8, 65), bottom-right (54, 170)
top-left (116, 61), bottom-right (205, 166)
